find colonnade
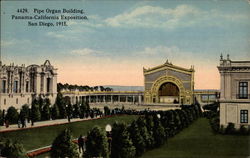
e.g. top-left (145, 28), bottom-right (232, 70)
top-left (63, 93), bottom-right (143, 105)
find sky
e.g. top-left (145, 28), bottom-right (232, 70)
top-left (1, 0), bottom-right (250, 89)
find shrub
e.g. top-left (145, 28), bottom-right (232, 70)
top-left (239, 125), bottom-right (248, 135)
top-left (136, 116), bottom-right (154, 149)
top-left (31, 104), bottom-right (41, 125)
top-left (209, 116), bottom-right (220, 133)
top-left (0, 109), bottom-right (4, 126)
top-left (152, 115), bottom-right (166, 147)
top-left (20, 104), bottom-right (29, 119)
top-left (72, 104), bottom-right (80, 118)
top-left (51, 104), bottom-right (60, 120)
top-left (111, 122), bottom-right (136, 158)
top-left (0, 139), bottom-right (27, 158)
top-left (42, 104), bottom-right (50, 120)
top-left (225, 123), bottom-right (236, 134)
top-left (51, 129), bottom-right (79, 158)
top-left (5, 106), bottom-right (19, 124)
top-left (104, 106), bottom-right (111, 116)
top-left (85, 126), bottom-right (109, 158)
top-left (219, 125), bottom-right (225, 134)
top-left (128, 120), bottom-right (146, 156)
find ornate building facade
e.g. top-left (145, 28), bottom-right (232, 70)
top-left (218, 55), bottom-right (250, 128)
top-left (144, 60), bottom-right (195, 105)
top-left (0, 60), bottom-right (57, 110)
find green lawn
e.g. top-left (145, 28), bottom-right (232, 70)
top-left (0, 115), bottom-right (138, 151)
top-left (141, 118), bottom-right (250, 158)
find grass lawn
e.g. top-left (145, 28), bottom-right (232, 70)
top-left (141, 118), bottom-right (250, 158)
top-left (0, 115), bottom-right (138, 151)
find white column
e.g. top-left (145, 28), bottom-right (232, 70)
top-left (220, 72), bottom-right (225, 99)
top-left (139, 95), bottom-right (142, 105)
top-left (89, 95), bottom-right (91, 103)
top-left (103, 96), bottom-right (106, 102)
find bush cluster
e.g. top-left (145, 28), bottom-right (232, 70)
top-left (1, 92), bottom-right (103, 126)
top-left (84, 104), bottom-right (202, 158)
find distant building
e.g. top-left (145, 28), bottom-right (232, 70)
top-left (143, 60), bottom-right (195, 105)
top-left (0, 60), bottom-right (57, 110)
top-left (218, 55), bottom-right (250, 128)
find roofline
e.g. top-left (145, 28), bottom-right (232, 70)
top-left (144, 63), bottom-right (194, 73)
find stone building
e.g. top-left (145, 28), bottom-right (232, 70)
top-left (218, 55), bottom-right (250, 128)
top-left (0, 60), bottom-right (57, 110)
top-left (143, 60), bottom-right (195, 105)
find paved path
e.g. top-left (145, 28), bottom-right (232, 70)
top-left (0, 116), bottom-right (100, 133)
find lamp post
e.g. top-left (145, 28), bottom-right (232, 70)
top-left (157, 114), bottom-right (161, 119)
top-left (49, 104), bottom-right (52, 120)
top-left (105, 124), bottom-right (112, 152)
top-left (66, 104), bottom-right (70, 122)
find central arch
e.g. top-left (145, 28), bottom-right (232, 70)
top-left (158, 82), bottom-right (179, 103)
top-left (151, 75), bottom-right (185, 104)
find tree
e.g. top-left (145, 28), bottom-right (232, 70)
top-left (55, 93), bottom-right (67, 118)
top-left (104, 106), bottom-right (111, 116)
top-left (5, 106), bottom-right (19, 124)
top-left (0, 109), bottom-right (4, 126)
top-left (145, 115), bottom-right (156, 148)
top-left (37, 97), bottom-right (45, 112)
top-left (31, 104), bottom-right (41, 126)
top-left (20, 104), bottom-right (29, 120)
top-left (79, 103), bottom-right (87, 118)
top-left (51, 104), bottom-right (60, 120)
top-left (51, 129), bottom-right (79, 158)
top-left (73, 104), bottom-right (80, 118)
top-left (136, 116), bottom-right (154, 149)
top-left (85, 126), bottom-right (109, 158)
top-left (128, 120), bottom-right (146, 156)
top-left (42, 104), bottom-right (50, 120)
top-left (152, 115), bottom-right (166, 147)
top-left (0, 139), bottom-right (27, 158)
top-left (111, 122), bottom-right (136, 158)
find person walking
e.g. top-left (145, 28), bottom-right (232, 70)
top-left (78, 134), bottom-right (84, 153)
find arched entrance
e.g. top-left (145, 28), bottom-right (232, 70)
top-left (158, 82), bottom-right (179, 103)
top-left (150, 75), bottom-right (185, 104)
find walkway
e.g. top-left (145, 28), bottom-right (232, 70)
top-left (0, 116), bottom-right (100, 133)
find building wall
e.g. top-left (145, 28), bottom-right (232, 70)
top-left (220, 103), bottom-right (250, 128)
top-left (218, 55), bottom-right (250, 128)
top-left (0, 60), bottom-right (58, 110)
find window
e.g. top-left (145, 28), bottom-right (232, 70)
top-left (14, 81), bottom-right (18, 93)
top-left (239, 82), bottom-right (248, 99)
top-left (240, 110), bottom-right (248, 123)
top-left (27, 98), bottom-right (29, 104)
top-left (26, 81), bottom-right (29, 92)
top-left (2, 80), bottom-right (6, 93)
top-left (47, 78), bottom-right (51, 93)
top-left (4, 99), bottom-right (6, 105)
top-left (41, 76), bottom-right (44, 92)
top-left (16, 98), bottom-right (18, 104)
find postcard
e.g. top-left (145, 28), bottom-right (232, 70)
top-left (0, 0), bottom-right (250, 158)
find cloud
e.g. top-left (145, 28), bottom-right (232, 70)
top-left (1, 39), bottom-right (32, 47)
top-left (1, 40), bottom-right (14, 47)
top-left (104, 4), bottom-right (249, 29)
top-left (70, 48), bottom-right (103, 56)
top-left (47, 32), bottom-right (66, 39)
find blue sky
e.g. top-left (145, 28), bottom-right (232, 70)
top-left (1, 0), bottom-right (250, 89)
